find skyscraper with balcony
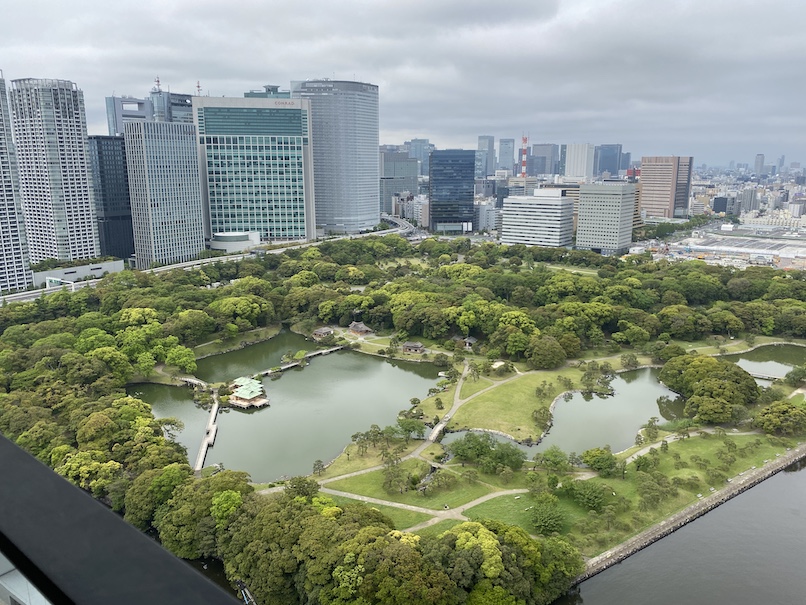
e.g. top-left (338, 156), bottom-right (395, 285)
top-left (292, 80), bottom-right (379, 234)
top-left (638, 156), bottom-right (693, 218)
top-left (193, 96), bottom-right (316, 243)
top-left (0, 73), bottom-right (31, 292)
top-left (124, 121), bottom-right (204, 269)
top-left (429, 149), bottom-right (475, 233)
top-left (87, 135), bottom-right (134, 259)
top-left (10, 78), bottom-right (99, 263)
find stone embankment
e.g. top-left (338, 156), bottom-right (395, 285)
top-left (573, 443), bottom-right (806, 586)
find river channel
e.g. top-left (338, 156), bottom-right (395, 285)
top-left (131, 332), bottom-right (439, 482)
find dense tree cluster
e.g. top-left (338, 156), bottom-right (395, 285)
top-left (215, 482), bottom-right (584, 605)
top-left (659, 355), bottom-right (760, 424)
top-left (3, 234), bottom-right (806, 601)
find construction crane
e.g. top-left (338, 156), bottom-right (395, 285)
top-left (235, 580), bottom-right (259, 605)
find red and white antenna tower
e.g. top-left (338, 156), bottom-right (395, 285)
top-left (520, 134), bottom-right (528, 178)
top-left (196, 81), bottom-right (202, 96)
top-left (154, 76), bottom-right (161, 92)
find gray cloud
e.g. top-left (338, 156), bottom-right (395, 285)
top-left (2, 0), bottom-right (804, 165)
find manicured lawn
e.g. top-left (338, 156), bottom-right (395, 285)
top-left (543, 263), bottom-right (600, 276)
top-left (327, 494), bottom-right (435, 529)
top-left (420, 443), bottom-right (446, 461)
top-left (326, 461), bottom-right (497, 510)
top-left (465, 493), bottom-right (536, 532)
top-left (449, 368), bottom-right (582, 438)
top-left (560, 432), bottom-right (795, 556)
top-left (413, 519), bottom-right (463, 538)
top-left (419, 384), bottom-right (456, 419)
top-left (318, 439), bottom-right (420, 480)
top-left (460, 376), bottom-right (493, 399)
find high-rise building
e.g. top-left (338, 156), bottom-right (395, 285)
top-left (532, 144), bottom-right (559, 175)
top-left (477, 135), bottom-right (495, 177)
top-left (576, 183), bottom-right (635, 255)
top-left (292, 79), bottom-right (379, 234)
top-left (498, 138), bottom-right (515, 172)
top-left (105, 96), bottom-right (154, 136)
top-left (620, 152), bottom-right (632, 171)
top-left (638, 156), bottom-right (693, 219)
top-left (0, 73), bottom-right (31, 292)
top-left (150, 90), bottom-right (193, 124)
top-left (740, 188), bottom-right (759, 213)
top-left (380, 151), bottom-right (418, 214)
top-left (501, 189), bottom-right (574, 247)
top-left (193, 96), bottom-right (315, 243)
top-left (429, 149), bottom-right (475, 233)
top-left (407, 138), bottom-right (435, 176)
top-left (754, 154), bottom-right (765, 176)
top-left (563, 144), bottom-right (596, 179)
top-left (124, 121), bottom-right (204, 269)
top-left (243, 84), bottom-right (291, 99)
top-left (595, 144), bottom-right (622, 176)
top-left (10, 78), bottom-right (99, 263)
top-left (87, 135), bottom-right (134, 259)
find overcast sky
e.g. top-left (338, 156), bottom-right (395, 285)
top-left (2, 0), bottom-right (805, 166)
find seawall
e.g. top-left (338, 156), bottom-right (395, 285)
top-left (572, 442), bottom-right (806, 586)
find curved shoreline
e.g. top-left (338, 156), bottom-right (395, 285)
top-left (572, 442), bottom-right (806, 586)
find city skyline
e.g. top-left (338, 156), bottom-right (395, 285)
top-left (2, 0), bottom-right (805, 166)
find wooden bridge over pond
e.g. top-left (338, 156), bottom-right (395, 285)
top-left (256, 346), bottom-right (345, 377)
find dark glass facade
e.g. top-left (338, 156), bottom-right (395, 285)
top-left (87, 135), bottom-right (134, 259)
top-left (595, 144), bottom-right (622, 175)
top-left (429, 150), bottom-right (475, 233)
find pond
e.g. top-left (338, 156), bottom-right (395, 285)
top-left (133, 335), bottom-right (439, 482)
top-left (194, 330), bottom-right (311, 383)
top-left (721, 343), bottom-right (806, 378)
top-left (443, 368), bottom-right (681, 457)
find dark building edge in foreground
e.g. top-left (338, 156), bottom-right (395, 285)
top-left (0, 435), bottom-right (238, 605)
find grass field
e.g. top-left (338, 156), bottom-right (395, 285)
top-left (418, 383), bottom-right (457, 419)
top-left (326, 460), bottom-right (497, 510)
top-left (459, 376), bottom-right (493, 399)
top-left (327, 494), bottom-right (435, 529)
top-left (318, 439), bottom-right (420, 480)
top-left (449, 368), bottom-right (582, 438)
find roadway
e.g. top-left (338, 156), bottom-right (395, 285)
top-left (0, 215), bottom-right (414, 305)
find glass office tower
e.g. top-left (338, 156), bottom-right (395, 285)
top-left (193, 96), bottom-right (315, 242)
top-left (429, 149), bottom-right (475, 233)
top-left (292, 80), bottom-right (379, 234)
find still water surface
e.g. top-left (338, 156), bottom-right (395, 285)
top-left (133, 334), bottom-right (438, 482)
top-left (443, 368), bottom-right (680, 456)
top-left (722, 343), bottom-right (806, 378)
